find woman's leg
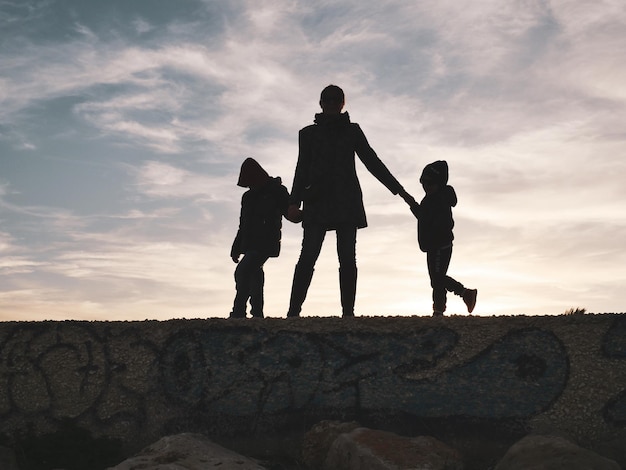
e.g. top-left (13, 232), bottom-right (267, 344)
top-left (287, 224), bottom-right (326, 317)
top-left (337, 225), bottom-right (358, 317)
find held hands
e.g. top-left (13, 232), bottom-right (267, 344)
top-left (398, 189), bottom-right (416, 206)
top-left (286, 204), bottom-right (303, 223)
top-left (398, 189), bottom-right (420, 218)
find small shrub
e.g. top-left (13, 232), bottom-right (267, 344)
top-left (563, 307), bottom-right (587, 315)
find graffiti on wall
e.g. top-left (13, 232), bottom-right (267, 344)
top-left (0, 316), bottom-right (624, 440)
top-left (159, 327), bottom-right (568, 419)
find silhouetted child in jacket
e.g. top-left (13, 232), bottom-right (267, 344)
top-left (230, 158), bottom-right (289, 318)
top-left (409, 161), bottom-right (477, 316)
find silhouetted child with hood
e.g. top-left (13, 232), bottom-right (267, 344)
top-left (409, 161), bottom-right (477, 316)
top-left (230, 158), bottom-right (289, 318)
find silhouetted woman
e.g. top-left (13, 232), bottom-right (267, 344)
top-left (286, 85), bottom-right (414, 317)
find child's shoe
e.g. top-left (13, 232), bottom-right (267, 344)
top-left (432, 310), bottom-right (444, 317)
top-left (462, 289), bottom-right (478, 313)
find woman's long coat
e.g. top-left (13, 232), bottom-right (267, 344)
top-left (289, 112), bottom-right (403, 230)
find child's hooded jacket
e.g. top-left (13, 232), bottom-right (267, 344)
top-left (413, 161), bottom-right (457, 252)
top-left (231, 158), bottom-right (289, 258)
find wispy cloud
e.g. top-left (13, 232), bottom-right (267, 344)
top-left (132, 160), bottom-right (234, 202)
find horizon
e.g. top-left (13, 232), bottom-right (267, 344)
top-left (0, 309), bottom-right (616, 323)
top-left (1, 1), bottom-right (625, 321)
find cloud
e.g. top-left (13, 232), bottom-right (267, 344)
top-left (133, 17), bottom-right (153, 35)
top-left (131, 160), bottom-right (235, 202)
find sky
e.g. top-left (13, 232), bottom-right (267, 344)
top-left (1, 0), bottom-right (625, 321)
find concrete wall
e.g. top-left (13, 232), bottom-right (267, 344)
top-left (0, 314), bottom-right (625, 457)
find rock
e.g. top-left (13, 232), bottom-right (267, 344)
top-left (323, 427), bottom-right (464, 470)
top-left (0, 446), bottom-right (19, 470)
top-left (495, 434), bottom-right (621, 470)
top-left (595, 435), bottom-right (626, 469)
top-left (302, 420), bottom-right (361, 469)
top-left (106, 433), bottom-right (267, 470)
